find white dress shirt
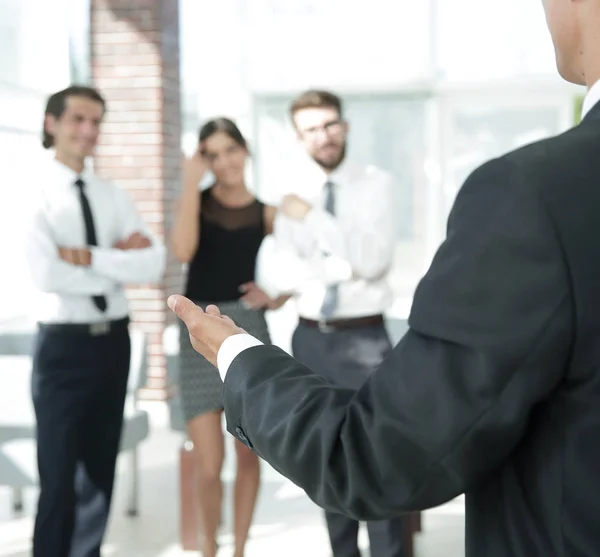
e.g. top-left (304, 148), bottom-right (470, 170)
top-left (260, 159), bottom-right (396, 320)
top-left (581, 79), bottom-right (600, 120)
top-left (217, 158), bottom-right (397, 379)
top-left (24, 158), bottom-right (166, 324)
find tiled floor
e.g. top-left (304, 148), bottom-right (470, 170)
top-left (0, 403), bottom-right (465, 557)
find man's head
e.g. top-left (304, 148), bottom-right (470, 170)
top-left (290, 90), bottom-right (348, 171)
top-left (43, 86), bottom-right (106, 162)
top-left (542, 0), bottom-right (600, 86)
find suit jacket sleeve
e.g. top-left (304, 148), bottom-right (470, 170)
top-left (222, 156), bottom-right (573, 520)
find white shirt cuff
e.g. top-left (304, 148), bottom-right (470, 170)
top-left (217, 333), bottom-right (264, 380)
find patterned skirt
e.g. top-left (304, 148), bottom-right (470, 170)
top-left (178, 298), bottom-right (272, 422)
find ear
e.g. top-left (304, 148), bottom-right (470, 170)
top-left (343, 120), bottom-right (350, 135)
top-left (44, 113), bottom-right (58, 137)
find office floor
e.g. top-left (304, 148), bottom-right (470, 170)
top-left (0, 402), bottom-right (464, 557)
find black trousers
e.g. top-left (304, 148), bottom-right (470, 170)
top-left (292, 321), bottom-right (406, 557)
top-left (31, 320), bottom-right (131, 557)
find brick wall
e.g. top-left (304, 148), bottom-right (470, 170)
top-left (90, 0), bottom-right (183, 399)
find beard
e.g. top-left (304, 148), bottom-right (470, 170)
top-left (312, 142), bottom-right (346, 171)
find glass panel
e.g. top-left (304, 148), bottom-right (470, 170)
top-left (433, 0), bottom-right (558, 81)
top-left (0, 0), bottom-right (70, 94)
top-left (0, 0), bottom-right (71, 326)
top-left (439, 97), bottom-right (567, 221)
top-left (181, 0), bottom-right (434, 121)
top-left (0, 127), bottom-right (49, 326)
top-left (435, 0), bottom-right (557, 81)
top-left (0, 82), bottom-right (46, 135)
top-left (0, 0), bottom-right (19, 85)
top-left (67, 0), bottom-right (91, 84)
top-left (243, 0), bottom-right (433, 89)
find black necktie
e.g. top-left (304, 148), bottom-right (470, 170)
top-left (320, 180), bottom-right (338, 318)
top-left (75, 178), bottom-right (107, 312)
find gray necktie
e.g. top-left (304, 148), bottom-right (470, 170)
top-left (320, 180), bottom-right (338, 319)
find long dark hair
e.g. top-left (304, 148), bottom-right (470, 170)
top-left (198, 117), bottom-right (248, 153)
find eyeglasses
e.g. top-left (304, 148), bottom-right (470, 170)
top-left (299, 119), bottom-right (344, 139)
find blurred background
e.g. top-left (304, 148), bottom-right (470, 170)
top-left (0, 0), bottom-right (585, 556)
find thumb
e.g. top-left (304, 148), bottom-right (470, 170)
top-left (167, 295), bottom-right (203, 324)
top-left (205, 304), bottom-right (222, 317)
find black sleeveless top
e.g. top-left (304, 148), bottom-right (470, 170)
top-left (184, 187), bottom-right (267, 303)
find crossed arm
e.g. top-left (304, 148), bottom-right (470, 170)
top-left (25, 189), bottom-right (166, 295)
top-left (262, 177), bottom-right (396, 298)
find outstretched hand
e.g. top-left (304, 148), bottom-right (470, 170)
top-left (167, 295), bottom-right (245, 367)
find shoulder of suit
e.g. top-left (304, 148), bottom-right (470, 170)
top-left (497, 122), bottom-right (591, 172)
top-left (466, 123), bottom-right (594, 198)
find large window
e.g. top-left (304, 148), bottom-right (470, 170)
top-left (0, 0), bottom-right (72, 326)
top-left (181, 0), bottom-right (435, 121)
top-left (0, 126), bottom-right (47, 327)
top-left (436, 87), bottom-right (574, 225)
top-left (184, 0), bottom-right (581, 322)
top-left (67, 0), bottom-right (91, 85)
top-left (0, 0), bottom-right (20, 85)
top-left (435, 0), bottom-right (557, 81)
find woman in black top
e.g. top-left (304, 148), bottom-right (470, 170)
top-left (171, 118), bottom-right (287, 557)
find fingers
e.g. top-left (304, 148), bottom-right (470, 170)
top-left (238, 282), bottom-right (255, 293)
top-left (240, 293), bottom-right (259, 309)
top-left (129, 232), bottom-right (143, 249)
top-left (167, 295), bottom-right (204, 325)
top-left (115, 232), bottom-right (151, 250)
top-left (204, 306), bottom-right (241, 329)
top-left (131, 232), bottom-right (151, 249)
top-left (58, 248), bottom-right (77, 265)
top-left (205, 304), bottom-right (221, 317)
top-left (115, 234), bottom-right (134, 250)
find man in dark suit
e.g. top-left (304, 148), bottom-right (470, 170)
top-left (168, 2), bottom-right (600, 555)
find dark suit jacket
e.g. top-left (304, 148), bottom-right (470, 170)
top-left (223, 104), bottom-right (600, 556)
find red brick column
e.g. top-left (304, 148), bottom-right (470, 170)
top-left (90, 0), bottom-right (183, 399)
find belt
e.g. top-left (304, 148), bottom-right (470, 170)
top-left (37, 317), bottom-right (129, 337)
top-left (298, 314), bottom-right (384, 333)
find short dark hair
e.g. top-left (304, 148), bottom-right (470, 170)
top-left (43, 85), bottom-right (106, 149)
top-left (289, 89), bottom-right (343, 123)
top-left (198, 117), bottom-right (248, 152)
